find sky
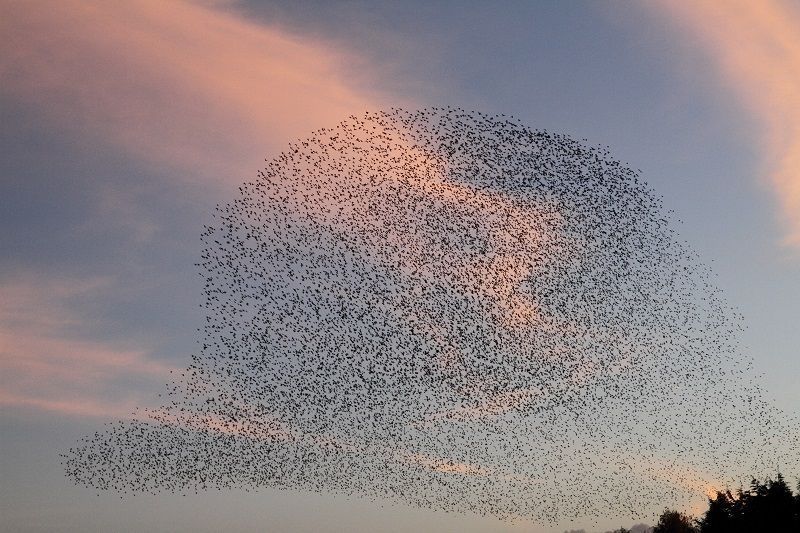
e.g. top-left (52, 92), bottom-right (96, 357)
top-left (1, 1), bottom-right (800, 532)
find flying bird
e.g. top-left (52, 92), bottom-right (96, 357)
top-left (63, 108), bottom-right (800, 524)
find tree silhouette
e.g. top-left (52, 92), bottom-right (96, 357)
top-left (653, 509), bottom-right (697, 533)
top-left (796, 480), bottom-right (800, 523)
top-left (698, 490), bottom-right (735, 532)
top-left (696, 473), bottom-right (799, 532)
top-left (795, 480), bottom-right (800, 524)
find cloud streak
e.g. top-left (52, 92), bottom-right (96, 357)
top-left (0, 0), bottom-right (401, 419)
top-left (0, 275), bottom-right (176, 418)
top-left (653, 0), bottom-right (800, 247)
top-left (0, 0), bottom-right (393, 183)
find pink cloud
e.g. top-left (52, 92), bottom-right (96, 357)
top-left (143, 405), bottom-right (295, 440)
top-left (0, 0), bottom-right (397, 184)
top-left (0, 391), bottom-right (140, 420)
top-left (403, 452), bottom-right (491, 476)
top-left (0, 0), bottom-right (406, 419)
top-left (652, 0), bottom-right (800, 247)
top-left (265, 123), bottom-right (563, 331)
top-left (0, 275), bottom-right (176, 418)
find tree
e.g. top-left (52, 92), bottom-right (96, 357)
top-left (795, 480), bottom-right (800, 524)
top-left (698, 491), bottom-right (735, 533)
top-left (697, 473), bottom-right (799, 532)
top-left (652, 509), bottom-right (697, 533)
top-left (765, 473), bottom-right (795, 529)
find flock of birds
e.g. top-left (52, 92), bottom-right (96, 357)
top-left (63, 108), bottom-right (800, 524)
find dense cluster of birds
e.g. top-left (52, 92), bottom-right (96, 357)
top-left (63, 108), bottom-right (800, 524)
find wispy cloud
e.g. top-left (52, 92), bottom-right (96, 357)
top-left (0, 0), bottom-right (404, 418)
top-left (402, 452), bottom-right (491, 476)
top-left (652, 0), bottom-right (800, 247)
top-left (0, 275), bottom-right (176, 418)
top-left (0, 0), bottom-right (394, 183)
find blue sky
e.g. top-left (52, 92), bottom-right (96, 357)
top-left (2, 1), bottom-right (799, 532)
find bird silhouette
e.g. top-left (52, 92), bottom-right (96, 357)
top-left (62, 108), bottom-right (800, 525)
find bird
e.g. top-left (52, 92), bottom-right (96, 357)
top-left (62, 108), bottom-right (800, 525)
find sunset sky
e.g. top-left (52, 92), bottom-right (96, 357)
top-left (2, 1), bottom-right (800, 532)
